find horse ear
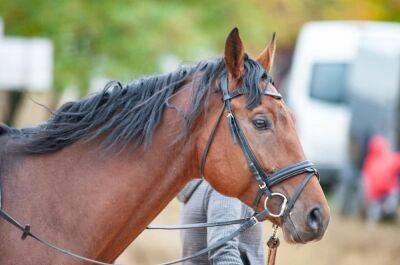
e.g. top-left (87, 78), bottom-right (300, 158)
top-left (257, 32), bottom-right (276, 73)
top-left (224, 28), bottom-right (245, 79)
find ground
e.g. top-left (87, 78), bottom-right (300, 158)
top-left (117, 200), bottom-right (400, 265)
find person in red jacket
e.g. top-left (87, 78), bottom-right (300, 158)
top-left (362, 135), bottom-right (400, 221)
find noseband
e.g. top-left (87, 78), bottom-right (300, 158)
top-left (200, 75), bottom-right (319, 219)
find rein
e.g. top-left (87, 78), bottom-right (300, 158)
top-left (0, 75), bottom-right (319, 265)
top-left (0, 209), bottom-right (116, 265)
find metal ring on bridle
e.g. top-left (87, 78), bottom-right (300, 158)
top-left (264, 193), bottom-right (288, 218)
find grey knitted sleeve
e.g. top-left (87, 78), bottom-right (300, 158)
top-left (206, 189), bottom-right (244, 265)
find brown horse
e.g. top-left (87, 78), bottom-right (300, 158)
top-left (0, 28), bottom-right (329, 264)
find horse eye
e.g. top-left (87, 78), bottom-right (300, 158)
top-left (252, 117), bottom-right (271, 130)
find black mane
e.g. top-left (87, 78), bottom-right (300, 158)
top-left (10, 57), bottom-right (267, 154)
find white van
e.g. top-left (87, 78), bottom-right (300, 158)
top-left (349, 24), bottom-right (400, 150)
top-left (286, 21), bottom-right (400, 183)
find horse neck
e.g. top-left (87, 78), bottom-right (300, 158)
top-left (2, 112), bottom-right (200, 263)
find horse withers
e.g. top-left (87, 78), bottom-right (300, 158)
top-left (0, 28), bottom-right (329, 264)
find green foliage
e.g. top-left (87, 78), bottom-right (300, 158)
top-left (0, 0), bottom-right (399, 94)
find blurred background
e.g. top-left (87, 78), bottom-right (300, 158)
top-left (1, 0), bottom-right (400, 264)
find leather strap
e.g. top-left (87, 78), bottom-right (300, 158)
top-left (0, 209), bottom-right (117, 265)
top-left (267, 241), bottom-right (278, 265)
top-left (220, 78), bottom-right (270, 193)
top-left (147, 217), bottom-right (250, 230)
top-left (158, 209), bottom-right (270, 265)
top-left (266, 224), bottom-right (280, 265)
top-left (199, 102), bottom-right (226, 179)
top-left (267, 161), bottom-right (318, 186)
top-left (284, 172), bottom-right (315, 217)
top-left (253, 162), bottom-right (317, 212)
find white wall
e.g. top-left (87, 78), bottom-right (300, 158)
top-left (0, 37), bottom-right (53, 91)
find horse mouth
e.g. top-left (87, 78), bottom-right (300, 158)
top-left (281, 217), bottom-right (305, 244)
top-left (281, 215), bottom-right (327, 244)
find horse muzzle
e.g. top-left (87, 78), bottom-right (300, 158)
top-left (282, 204), bottom-right (330, 243)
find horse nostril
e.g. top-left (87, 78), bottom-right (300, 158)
top-left (307, 207), bottom-right (322, 233)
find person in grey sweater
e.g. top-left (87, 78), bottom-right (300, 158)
top-left (177, 180), bottom-right (265, 265)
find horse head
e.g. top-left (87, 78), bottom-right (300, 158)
top-left (198, 28), bottom-right (330, 243)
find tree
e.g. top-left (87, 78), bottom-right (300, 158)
top-left (1, 0), bottom-right (398, 95)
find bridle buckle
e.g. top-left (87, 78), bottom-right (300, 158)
top-left (258, 182), bottom-right (267, 189)
top-left (250, 216), bottom-right (259, 225)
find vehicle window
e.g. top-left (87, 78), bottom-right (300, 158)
top-left (310, 63), bottom-right (349, 104)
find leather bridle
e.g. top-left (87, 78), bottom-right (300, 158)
top-left (200, 74), bottom-right (319, 220)
top-left (150, 74), bottom-right (321, 265)
top-left (0, 74), bottom-right (320, 265)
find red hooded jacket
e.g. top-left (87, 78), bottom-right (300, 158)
top-left (362, 136), bottom-right (400, 203)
